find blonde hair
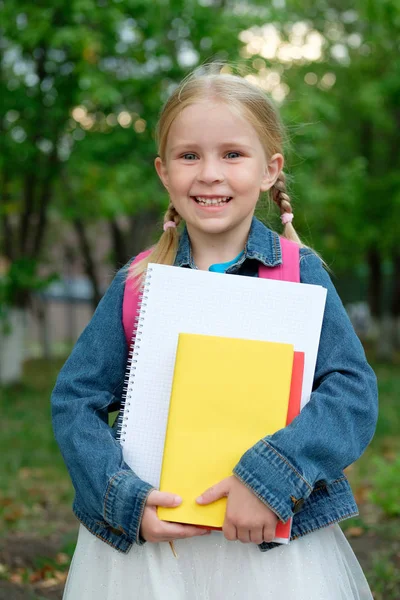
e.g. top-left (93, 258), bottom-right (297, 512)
top-left (131, 64), bottom-right (302, 282)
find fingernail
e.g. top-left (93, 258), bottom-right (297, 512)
top-left (196, 496), bottom-right (203, 503)
top-left (174, 495), bottom-right (182, 504)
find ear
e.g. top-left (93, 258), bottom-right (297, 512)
top-left (154, 156), bottom-right (169, 190)
top-left (260, 153), bottom-right (284, 192)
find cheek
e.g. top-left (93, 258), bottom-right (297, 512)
top-left (233, 163), bottom-right (260, 180)
top-left (169, 166), bottom-right (190, 185)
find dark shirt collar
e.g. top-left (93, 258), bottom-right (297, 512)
top-left (174, 216), bottom-right (282, 269)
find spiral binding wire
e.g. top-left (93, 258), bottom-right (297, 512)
top-left (116, 266), bottom-right (153, 443)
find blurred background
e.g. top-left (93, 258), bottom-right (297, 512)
top-left (1, 0), bottom-right (399, 598)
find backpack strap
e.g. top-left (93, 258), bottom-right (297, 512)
top-left (122, 238), bottom-right (300, 345)
top-left (122, 249), bottom-right (152, 345)
top-left (258, 237), bottom-right (300, 283)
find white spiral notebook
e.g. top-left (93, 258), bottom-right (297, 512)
top-left (119, 263), bottom-right (326, 490)
top-left (118, 263), bottom-right (327, 543)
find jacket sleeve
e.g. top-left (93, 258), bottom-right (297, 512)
top-left (51, 266), bottom-right (154, 545)
top-left (233, 251), bottom-right (378, 523)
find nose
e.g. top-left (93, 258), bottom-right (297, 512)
top-left (196, 158), bottom-right (224, 184)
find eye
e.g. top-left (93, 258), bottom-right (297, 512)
top-left (180, 151), bottom-right (242, 160)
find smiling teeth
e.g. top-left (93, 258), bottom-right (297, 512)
top-left (195, 196), bottom-right (231, 205)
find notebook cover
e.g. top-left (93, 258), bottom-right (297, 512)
top-left (157, 333), bottom-right (295, 528)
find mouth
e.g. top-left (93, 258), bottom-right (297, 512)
top-left (191, 196), bottom-right (232, 207)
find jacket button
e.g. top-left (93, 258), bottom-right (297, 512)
top-left (108, 526), bottom-right (123, 536)
top-left (292, 498), bottom-right (305, 514)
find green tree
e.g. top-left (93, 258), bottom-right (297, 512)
top-left (243, 0), bottom-right (400, 354)
top-left (1, 0), bottom-right (271, 309)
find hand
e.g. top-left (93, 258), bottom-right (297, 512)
top-left (140, 490), bottom-right (211, 543)
top-left (196, 476), bottom-right (279, 544)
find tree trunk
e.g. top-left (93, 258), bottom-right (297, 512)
top-left (35, 297), bottom-right (52, 360)
top-left (391, 250), bottom-right (400, 349)
top-left (127, 209), bottom-right (161, 258)
top-left (0, 308), bottom-right (25, 384)
top-left (374, 315), bottom-right (396, 362)
top-left (109, 218), bottom-right (127, 269)
top-left (366, 247), bottom-right (382, 319)
top-left (61, 170), bottom-right (102, 310)
top-left (1, 172), bottom-right (14, 260)
top-left (32, 149), bottom-right (58, 257)
top-left (20, 172), bottom-right (37, 255)
top-left (73, 219), bottom-right (102, 310)
top-left (366, 247), bottom-right (395, 361)
top-left (108, 209), bottom-right (160, 271)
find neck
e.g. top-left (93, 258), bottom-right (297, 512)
top-left (187, 218), bottom-right (253, 271)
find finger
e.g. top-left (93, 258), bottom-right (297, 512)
top-left (237, 527), bottom-right (251, 544)
top-left (223, 521), bottom-right (237, 542)
top-left (142, 510), bottom-right (209, 543)
top-left (155, 521), bottom-right (211, 541)
top-left (262, 525), bottom-right (275, 543)
top-left (249, 529), bottom-right (264, 545)
top-left (146, 490), bottom-right (182, 508)
top-left (196, 478), bottom-right (231, 505)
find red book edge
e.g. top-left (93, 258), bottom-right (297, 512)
top-left (274, 350), bottom-right (305, 540)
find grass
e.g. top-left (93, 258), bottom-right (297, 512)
top-left (333, 360), bottom-right (400, 600)
top-left (344, 361), bottom-right (400, 517)
top-left (0, 356), bottom-right (399, 598)
top-left (0, 358), bottom-right (74, 535)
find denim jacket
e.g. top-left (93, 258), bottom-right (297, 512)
top-left (51, 217), bottom-right (378, 554)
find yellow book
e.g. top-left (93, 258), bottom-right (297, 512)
top-left (157, 333), bottom-right (294, 528)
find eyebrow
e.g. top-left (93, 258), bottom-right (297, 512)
top-left (169, 142), bottom-right (254, 153)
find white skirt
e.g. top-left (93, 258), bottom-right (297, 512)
top-left (63, 524), bottom-right (373, 600)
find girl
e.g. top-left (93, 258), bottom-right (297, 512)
top-left (52, 66), bottom-right (378, 599)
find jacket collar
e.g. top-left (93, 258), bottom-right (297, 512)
top-left (174, 216), bottom-right (282, 268)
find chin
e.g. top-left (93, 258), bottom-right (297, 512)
top-left (198, 223), bottom-right (235, 235)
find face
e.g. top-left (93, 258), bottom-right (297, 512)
top-left (155, 100), bottom-right (283, 240)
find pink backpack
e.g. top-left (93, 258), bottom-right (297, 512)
top-left (122, 238), bottom-right (300, 345)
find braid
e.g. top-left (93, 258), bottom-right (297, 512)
top-left (271, 172), bottom-right (292, 216)
top-left (128, 203), bottom-right (182, 284)
top-left (271, 172), bottom-right (302, 245)
top-left (164, 202), bottom-right (182, 227)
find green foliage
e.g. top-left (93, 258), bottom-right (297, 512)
top-left (2, 0), bottom-right (400, 312)
top-left (368, 551), bottom-right (400, 600)
top-left (346, 360), bottom-right (400, 484)
top-left (0, 258), bottom-right (58, 320)
top-left (279, 0), bottom-right (400, 265)
top-left (1, 0), bottom-right (271, 306)
top-left (373, 364), bottom-right (400, 440)
top-left (368, 456), bottom-right (400, 517)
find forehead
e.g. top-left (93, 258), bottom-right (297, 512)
top-left (167, 100), bottom-right (260, 151)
